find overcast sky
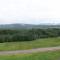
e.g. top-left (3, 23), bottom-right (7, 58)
top-left (0, 0), bottom-right (60, 24)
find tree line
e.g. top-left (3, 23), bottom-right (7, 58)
top-left (0, 28), bottom-right (60, 43)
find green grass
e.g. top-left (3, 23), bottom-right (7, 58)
top-left (0, 51), bottom-right (60, 60)
top-left (0, 37), bottom-right (60, 51)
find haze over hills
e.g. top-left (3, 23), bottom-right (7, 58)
top-left (0, 23), bottom-right (60, 29)
top-left (0, 0), bottom-right (60, 29)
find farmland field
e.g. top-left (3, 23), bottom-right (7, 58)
top-left (0, 37), bottom-right (60, 51)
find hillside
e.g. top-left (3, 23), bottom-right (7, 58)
top-left (0, 23), bottom-right (60, 29)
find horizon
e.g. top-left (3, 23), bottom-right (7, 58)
top-left (0, 22), bottom-right (60, 25)
top-left (0, 19), bottom-right (60, 25)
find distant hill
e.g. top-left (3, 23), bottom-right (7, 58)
top-left (0, 23), bottom-right (60, 29)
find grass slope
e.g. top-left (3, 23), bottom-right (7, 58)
top-left (0, 37), bottom-right (60, 51)
top-left (0, 51), bottom-right (60, 60)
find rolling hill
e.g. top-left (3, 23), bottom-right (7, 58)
top-left (0, 23), bottom-right (60, 29)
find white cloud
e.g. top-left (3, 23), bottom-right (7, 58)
top-left (48, 0), bottom-right (60, 18)
top-left (0, 0), bottom-right (60, 24)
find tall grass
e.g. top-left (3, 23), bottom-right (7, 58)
top-left (0, 37), bottom-right (60, 51)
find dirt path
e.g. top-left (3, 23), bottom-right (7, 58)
top-left (0, 46), bottom-right (60, 55)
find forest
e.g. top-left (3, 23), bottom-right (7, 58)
top-left (0, 28), bottom-right (60, 43)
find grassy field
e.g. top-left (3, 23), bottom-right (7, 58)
top-left (0, 37), bottom-right (60, 51)
top-left (0, 51), bottom-right (60, 60)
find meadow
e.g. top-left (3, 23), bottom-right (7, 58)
top-left (0, 37), bottom-right (60, 51)
top-left (0, 50), bottom-right (60, 60)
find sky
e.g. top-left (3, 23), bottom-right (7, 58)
top-left (0, 0), bottom-right (60, 24)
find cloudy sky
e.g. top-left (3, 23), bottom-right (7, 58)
top-left (0, 0), bottom-right (60, 24)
